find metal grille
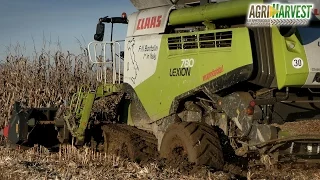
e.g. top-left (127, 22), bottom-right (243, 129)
top-left (182, 35), bottom-right (198, 49)
top-left (199, 31), bottom-right (232, 48)
top-left (168, 37), bottom-right (182, 50)
top-left (216, 31), bottom-right (232, 47)
top-left (168, 30), bottom-right (233, 50)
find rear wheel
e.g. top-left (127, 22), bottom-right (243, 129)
top-left (160, 122), bottom-right (224, 170)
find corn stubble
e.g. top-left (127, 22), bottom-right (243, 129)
top-left (1, 47), bottom-right (320, 179)
top-left (0, 142), bottom-right (235, 180)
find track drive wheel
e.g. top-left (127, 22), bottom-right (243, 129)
top-left (160, 122), bottom-right (224, 170)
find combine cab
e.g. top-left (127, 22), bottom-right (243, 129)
top-left (4, 0), bottom-right (320, 171)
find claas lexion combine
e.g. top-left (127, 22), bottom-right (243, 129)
top-left (3, 0), bottom-right (320, 170)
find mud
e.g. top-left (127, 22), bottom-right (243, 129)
top-left (2, 130), bottom-right (320, 179)
top-left (4, 112), bottom-right (320, 179)
top-left (99, 123), bottom-right (247, 179)
top-left (91, 94), bottom-right (124, 122)
top-left (248, 163), bottom-right (320, 179)
top-left (273, 119), bottom-right (320, 135)
top-left (92, 123), bottom-right (320, 179)
top-left (101, 124), bottom-right (159, 165)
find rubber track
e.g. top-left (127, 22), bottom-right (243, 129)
top-left (112, 124), bottom-right (158, 145)
top-left (101, 124), bottom-right (158, 163)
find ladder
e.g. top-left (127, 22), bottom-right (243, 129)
top-left (62, 41), bottom-right (124, 144)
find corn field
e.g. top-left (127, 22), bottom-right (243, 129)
top-left (0, 39), bottom-right (117, 127)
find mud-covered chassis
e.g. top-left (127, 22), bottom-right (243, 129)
top-left (152, 85), bottom-right (320, 167)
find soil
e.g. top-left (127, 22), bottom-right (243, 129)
top-left (4, 105), bottom-right (320, 179)
top-left (100, 124), bottom-right (205, 176)
top-left (95, 123), bottom-right (320, 179)
top-left (99, 123), bottom-right (246, 179)
top-left (1, 124), bottom-right (320, 179)
top-left (101, 124), bottom-right (158, 165)
top-left (273, 119), bottom-right (320, 136)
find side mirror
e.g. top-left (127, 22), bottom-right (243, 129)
top-left (94, 23), bottom-right (105, 41)
top-left (278, 26), bottom-right (296, 37)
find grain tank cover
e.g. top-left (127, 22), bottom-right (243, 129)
top-left (130, 0), bottom-right (203, 10)
top-left (130, 0), bottom-right (174, 10)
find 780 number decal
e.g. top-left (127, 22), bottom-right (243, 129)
top-left (181, 58), bottom-right (195, 68)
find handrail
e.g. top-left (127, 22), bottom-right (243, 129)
top-left (87, 41), bottom-right (123, 84)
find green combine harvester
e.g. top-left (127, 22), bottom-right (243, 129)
top-left (4, 0), bottom-right (320, 170)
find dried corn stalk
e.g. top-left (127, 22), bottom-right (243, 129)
top-left (0, 47), bottom-right (119, 127)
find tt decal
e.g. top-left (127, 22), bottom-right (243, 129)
top-left (138, 45), bottom-right (158, 60)
top-left (127, 38), bottom-right (139, 84)
top-left (202, 65), bottom-right (224, 81)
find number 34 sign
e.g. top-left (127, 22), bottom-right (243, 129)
top-left (292, 57), bottom-right (304, 69)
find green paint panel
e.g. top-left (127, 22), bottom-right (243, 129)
top-left (272, 27), bottom-right (309, 89)
top-left (168, 0), bottom-right (263, 26)
top-left (134, 27), bottom-right (253, 121)
top-left (76, 93), bottom-right (95, 141)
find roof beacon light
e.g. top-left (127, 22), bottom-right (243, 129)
top-left (122, 12), bottom-right (127, 19)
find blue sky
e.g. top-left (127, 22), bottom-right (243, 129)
top-left (0, 0), bottom-right (136, 59)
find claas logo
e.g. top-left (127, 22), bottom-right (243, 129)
top-left (247, 3), bottom-right (314, 19)
top-left (136, 15), bottom-right (162, 30)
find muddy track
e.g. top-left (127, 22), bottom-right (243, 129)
top-left (101, 124), bottom-right (159, 165)
top-left (7, 122), bottom-right (320, 179)
top-left (101, 124), bottom-right (202, 175)
top-left (100, 123), bottom-right (249, 178)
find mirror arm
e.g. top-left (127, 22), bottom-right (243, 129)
top-left (93, 16), bottom-right (128, 42)
top-left (99, 16), bottom-right (111, 23)
top-left (99, 16), bottom-right (128, 24)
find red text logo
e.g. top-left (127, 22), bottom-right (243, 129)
top-left (314, 8), bottom-right (319, 15)
top-left (202, 65), bottom-right (224, 81)
top-left (136, 15), bottom-right (162, 30)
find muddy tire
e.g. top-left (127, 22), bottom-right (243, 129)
top-left (160, 122), bottom-right (224, 170)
